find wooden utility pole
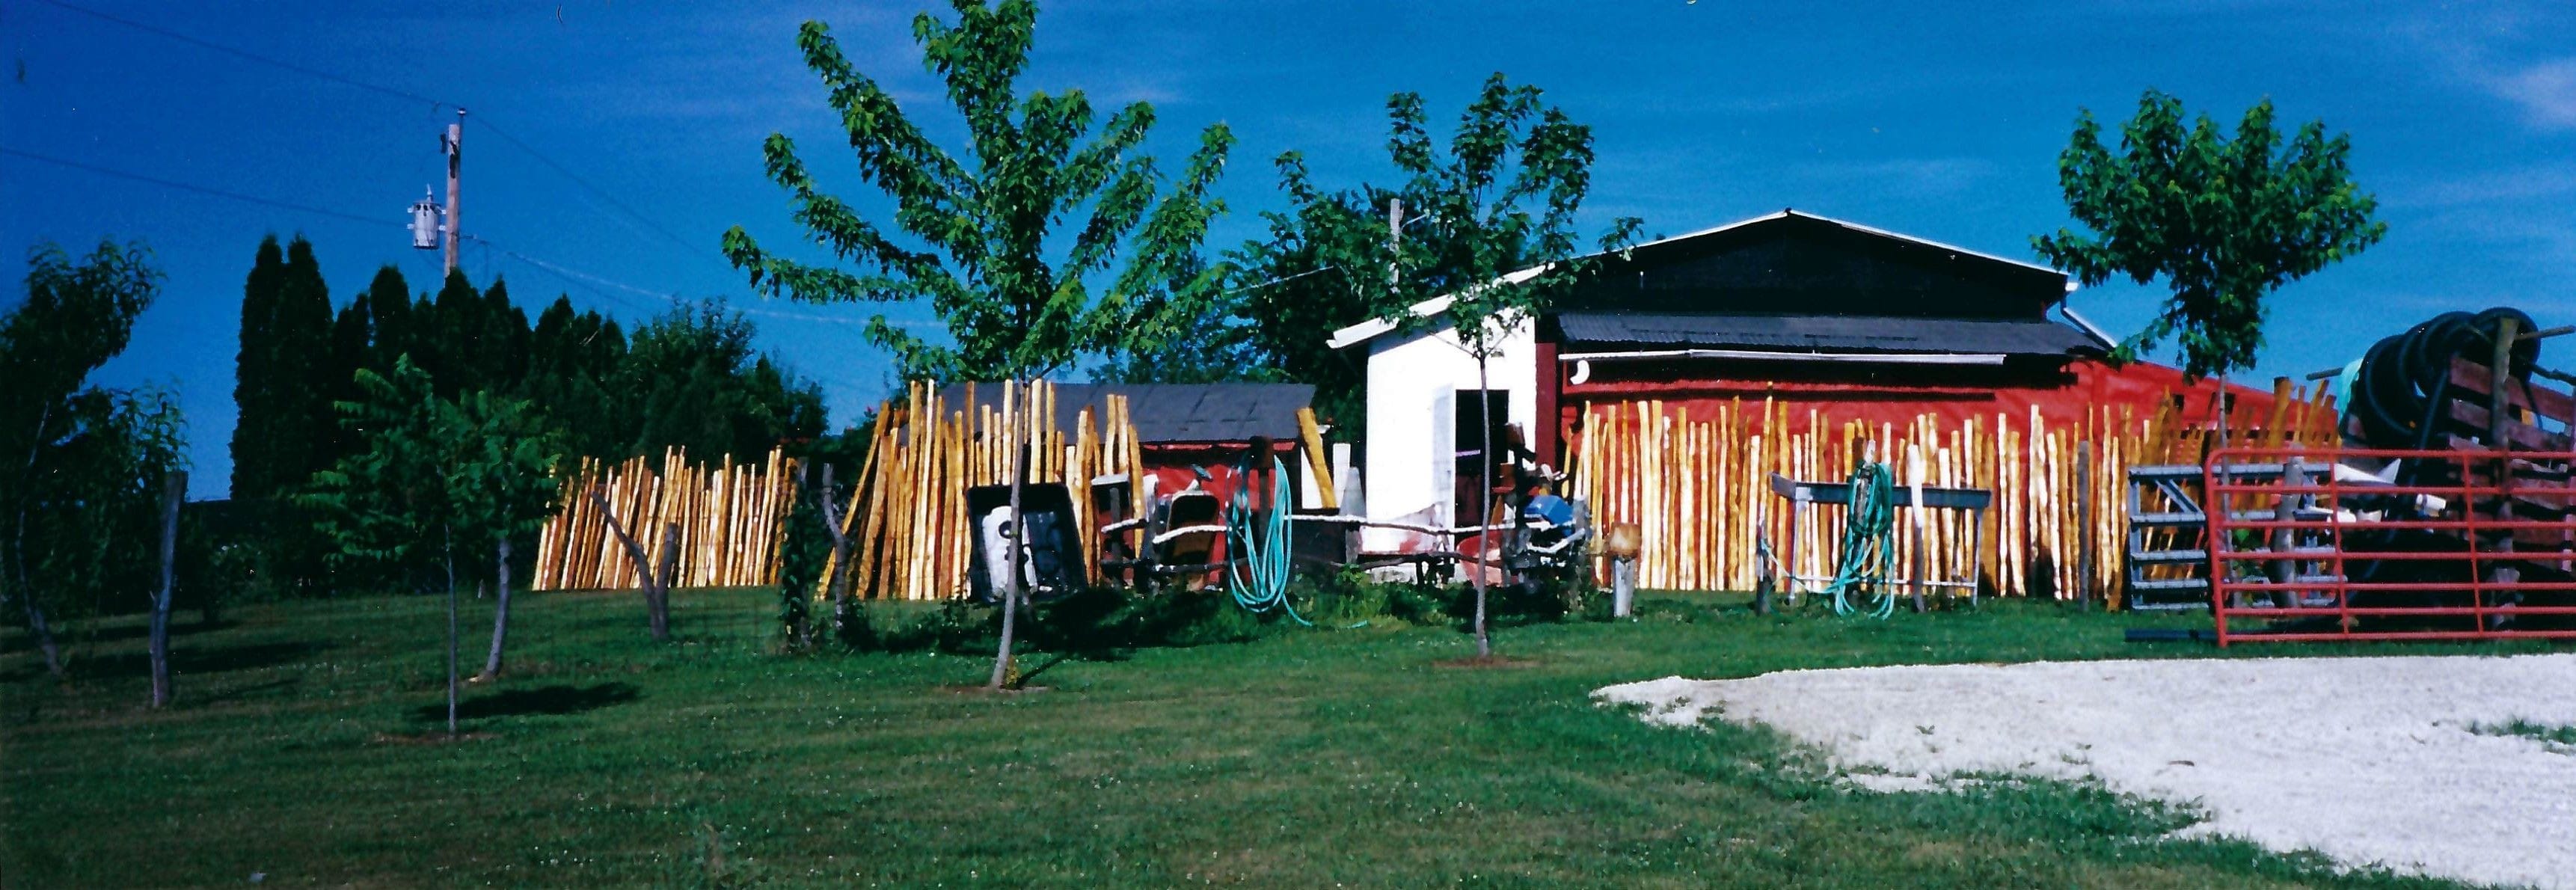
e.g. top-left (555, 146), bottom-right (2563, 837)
top-left (443, 108), bottom-right (464, 274)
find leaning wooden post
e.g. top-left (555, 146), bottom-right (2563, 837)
top-left (2076, 442), bottom-right (2094, 611)
top-left (149, 470), bottom-right (184, 708)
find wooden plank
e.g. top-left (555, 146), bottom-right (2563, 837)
top-left (2444, 402), bottom-right (2572, 451)
top-left (2447, 355), bottom-right (2576, 425)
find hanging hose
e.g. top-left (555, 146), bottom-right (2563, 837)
top-left (1226, 457), bottom-right (1309, 625)
top-left (1755, 458), bottom-right (1902, 619)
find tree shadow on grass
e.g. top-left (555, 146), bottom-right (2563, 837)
top-left (413, 682), bottom-right (640, 723)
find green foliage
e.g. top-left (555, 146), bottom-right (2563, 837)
top-left (1196, 74), bottom-right (1640, 434)
top-left (2034, 90), bottom-right (2388, 380)
top-left (1, 240), bottom-right (185, 647)
top-left (522, 295), bottom-right (629, 460)
top-left (1369, 76), bottom-right (1644, 362)
top-left (723, 0), bottom-right (1237, 382)
top-left (301, 357), bottom-right (563, 592)
top-left (620, 301), bottom-right (826, 462)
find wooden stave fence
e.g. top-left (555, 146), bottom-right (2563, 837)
top-left (1565, 384), bottom-right (2339, 604)
top-left (818, 379), bottom-right (1148, 602)
top-left (532, 446), bottom-right (800, 592)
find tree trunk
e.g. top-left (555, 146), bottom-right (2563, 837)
top-left (646, 523), bottom-right (678, 642)
top-left (594, 490), bottom-right (674, 642)
top-left (1473, 359), bottom-right (1493, 659)
top-left (477, 538), bottom-right (513, 682)
top-left (990, 438), bottom-right (1028, 690)
top-left (18, 583), bottom-right (63, 680)
top-left (10, 402), bottom-right (62, 680)
top-left (444, 530), bottom-right (459, 736)
top-left (150, 470), bottom-right (184, 708)
top-left (815, 463), bottom-right (852, 646)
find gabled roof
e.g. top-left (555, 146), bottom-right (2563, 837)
top-left (936, 382), bottom-right (1314, 444)
top-left (1327, 209), bottom-right (2074, 350)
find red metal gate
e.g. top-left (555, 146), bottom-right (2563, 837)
top-left (2206, 445), bottom-right (2576, 645)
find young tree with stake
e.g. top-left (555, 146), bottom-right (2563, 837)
top-left (305, 359), bottom-right (563, 732)
top-left (723, 0), bottom-right (1233, 688)
top-left (1340, 77), bottom-right (1638, 657)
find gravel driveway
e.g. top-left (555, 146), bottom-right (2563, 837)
top-left (1598, 654), bottom-right (2576, 889)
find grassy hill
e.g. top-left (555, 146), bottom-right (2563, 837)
top-left (1, 586), bottom-right (2501, 887)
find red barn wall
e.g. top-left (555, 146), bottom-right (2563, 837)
top-left (1554, 357), bottom-right (2299, 460)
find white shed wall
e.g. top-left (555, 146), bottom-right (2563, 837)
top-left (1358, 318), bottom-right (1536, 553)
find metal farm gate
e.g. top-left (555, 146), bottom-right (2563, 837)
top-left (2206, 445), bottom-right (2576, 645)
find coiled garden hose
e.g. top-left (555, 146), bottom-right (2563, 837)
top-left (1226, 458), bottom-right (1309, 625)
top-left (1755, 460), bottom-right (1902, 619)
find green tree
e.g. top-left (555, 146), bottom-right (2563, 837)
top-left (445, 390), bottom-right (562, 683)
top-left (230, 235), bottom-right (334, 501)
top-left (2034, 89), bottom-right (2387, 380)
top-left (621, 301), bottom-right (825, 463)
top-left (1225, 76), bottom-right (1637, 656)
top-left (303, 358), bottom-right (565, 731)
top-left (524, 295), bottom-right (631, 460)
top-left (721, 1), bottom-right (1233, 687)
top-left (1, 241), bottom-right (183, 679)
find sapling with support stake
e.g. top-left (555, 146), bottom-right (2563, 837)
top-left (1351, 74), bottom-right (1641, 657)
top-left (725, 2), bottom-right (1237, 688)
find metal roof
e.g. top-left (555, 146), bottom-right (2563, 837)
top-left (934, 382), bottom-right (1315, 444)
top-left (1328, 209), bottom-right (2073, 349)
top-left (1553, 311), bottom-right (2103, 357)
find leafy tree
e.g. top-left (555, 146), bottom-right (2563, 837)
top-left (1216, 75), bottom-right (1637, 656)
top-left (304, 358), bottom-right (450, 596)
top-left (303, 357), bottom-right (565, 731)
top-left (722, 1), bottom-right (1233, 687)
top-left (2034, 89), bottom-right (2387, 380)
top-left (1, 241), bottom-right (182, 678)
top-left (444, 390), bottom-right (562, 682)
top-left (621, 301), bottom-right (825, 463)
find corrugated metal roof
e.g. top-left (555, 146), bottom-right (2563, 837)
top-left (1554, 311), bottom-right (2101, 356)
top-left (933, 382), bottom-right (1315, 444)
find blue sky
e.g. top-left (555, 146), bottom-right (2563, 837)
top-left (4, 0), bottom-right (2571, 498)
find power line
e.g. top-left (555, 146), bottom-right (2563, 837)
top-left (463, 234), bottom-right (927, 331)
top-left (475, 117), bottom-right (719, 261)
top-left (1, 146), bottom-right (402, 229)
top-left (23, 0), bottom-right (453, 110)
top-left (25, 0), bottom-right (720, 269)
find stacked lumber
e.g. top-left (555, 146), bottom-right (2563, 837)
top-left (532, 446), bottom-right (800, 591)
top-left (819, 379), bottom-right (1147, 601)
top-left (1565, 384), bottom-right (2339, 603)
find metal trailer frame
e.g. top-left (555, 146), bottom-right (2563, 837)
top-left (1766, 472), bottom-right (1992, 610)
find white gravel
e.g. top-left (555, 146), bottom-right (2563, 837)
top-left (1597, 654), bottom-right (2576, 889)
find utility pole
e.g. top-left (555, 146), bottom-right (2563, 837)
top-left (443, 108), bottom-right (465, 275)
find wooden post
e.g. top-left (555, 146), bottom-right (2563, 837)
top-left (2488, 316), bottom-right (2520, 625)
top-left (149, 470), bottom-right (184, 708)
top-left (2076, 442), bottom-right (2094, 611)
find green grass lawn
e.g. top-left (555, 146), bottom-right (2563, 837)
top-left (4, 586), bottom-right (2554, 887)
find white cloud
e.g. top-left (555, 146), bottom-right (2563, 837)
top-left (2489, 58), bottom-right (2576, 129)
top-left (1790, 156), bottom-right (1998, 198)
